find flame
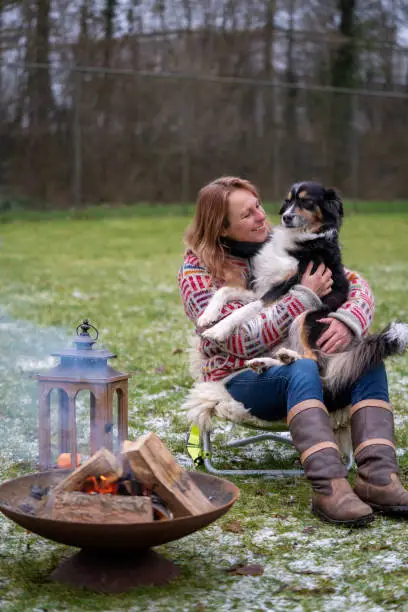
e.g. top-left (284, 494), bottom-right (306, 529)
top-left (82, 474), bottom-right (119, 495)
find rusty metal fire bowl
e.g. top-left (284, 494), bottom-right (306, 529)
top-left (0, 469), bottom-right (239, 593)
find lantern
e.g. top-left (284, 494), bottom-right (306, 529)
top-left (37, 319), bottom-right (128, 469)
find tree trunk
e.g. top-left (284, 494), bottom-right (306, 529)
top-left (284, 0), bottom-right (298, 183)
top-left (103, 0), bottom-right (116, 68)
top-left (330, 0), bottom-right (357, 190)
top-left (98, 0), bottom-right (117, 200)
top-left (25, 0), bottom-right (53, 202)
top-left (263, 0), bottom-right (275, 81)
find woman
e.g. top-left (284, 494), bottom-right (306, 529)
top-left (179, 176), bottom-right (408, 525)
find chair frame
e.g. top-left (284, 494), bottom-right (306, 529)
top-left (187, 420), bottom-right (353, 478)
top-left (187, 420), bottom-right (303, 477)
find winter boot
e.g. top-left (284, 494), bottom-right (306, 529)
top-left (288, 399), bottom-right (374, 526)
top-left (351, 399), bottom-right (408, 516)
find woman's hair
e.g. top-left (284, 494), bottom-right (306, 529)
top-left (184, 176), bottom-right (260, 283)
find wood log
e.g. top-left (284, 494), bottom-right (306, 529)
top-left (51, 491), bottom-right (153, 523)
top-left (53, 448), bottom-right (123, 495)
top-left (123, 433), bottom-right (214, 518)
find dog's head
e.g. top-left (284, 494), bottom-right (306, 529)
top-left (279, 181), bottom-right (344, 232)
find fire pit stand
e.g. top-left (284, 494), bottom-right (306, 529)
top-left (51, 548), bottom-right (180, 592)
top-left (0, 469), bottom-right (239, 593)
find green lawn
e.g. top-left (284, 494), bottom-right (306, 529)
top-left (1, 209), bottom-right (408, 611)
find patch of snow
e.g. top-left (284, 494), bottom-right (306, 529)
top-left (369, 552), bottom-right (407, 572)
top-left (15, 356), bottom-right (57, 372)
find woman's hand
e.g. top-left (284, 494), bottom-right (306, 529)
top-left (316, 318), bottom-right (353, 354)
top-left (300, 262), bottom-right (333, 298)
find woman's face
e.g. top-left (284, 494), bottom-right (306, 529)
top-left (222, 189), bottom-right (268, 243)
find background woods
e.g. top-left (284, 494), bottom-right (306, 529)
top-left (1, 0), bottom-right (408, 206)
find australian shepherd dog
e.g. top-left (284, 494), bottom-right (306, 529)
top-left (197, 181), bottom-right (408, 398)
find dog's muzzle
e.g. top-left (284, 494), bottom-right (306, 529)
top-left (281, 213), bottom-right (307, 229)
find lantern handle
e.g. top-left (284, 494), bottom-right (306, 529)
top-left (76, 318), bottom-right (99, 341)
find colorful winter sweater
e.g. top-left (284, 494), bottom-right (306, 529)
top-left (178, 249), bottom-right (375, 382)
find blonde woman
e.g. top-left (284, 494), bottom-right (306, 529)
top-left (179, 176), bottom-right (408, 525)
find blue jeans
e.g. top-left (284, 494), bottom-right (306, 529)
top-left (225, 359), bottom-right (389, 421)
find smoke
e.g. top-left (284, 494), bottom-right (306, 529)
top-left (0, 309), bottom-right (69, 470)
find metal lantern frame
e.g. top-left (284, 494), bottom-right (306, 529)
top-left (37, 319), bottom-right (128, 469)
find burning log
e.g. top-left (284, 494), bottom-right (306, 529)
top-left (53, 448), bottom-right (122, 496)
top-left (123, 433), bottom-right (214, 518)
top-left (38, 433), bottom-right (212, 524)
top-left (51, 491), bottom-right (153, 524)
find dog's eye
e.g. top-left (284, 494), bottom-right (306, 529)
top-left (303, 200), bottom-right (316, 210)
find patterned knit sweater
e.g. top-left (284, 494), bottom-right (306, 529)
top-left (178, 249), bottom-right (375, 382)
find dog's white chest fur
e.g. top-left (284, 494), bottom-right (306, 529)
top-left (198, 226), bottom-right (321, 339)
top-left (251, 227), bottom-right (299, 296)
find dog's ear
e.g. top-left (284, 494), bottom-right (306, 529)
top-left (279, 201), bottom-right (289, 216)
top-left (279, 187), bottom-right (295, 215)
top-left (322, 188), bottom-right (344, 228)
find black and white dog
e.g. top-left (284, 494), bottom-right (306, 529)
top-left (198, 181), bottom-right (408, 396)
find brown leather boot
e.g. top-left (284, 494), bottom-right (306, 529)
top-left (288, 400), bottom-right (374, 526)
top-left (351, 399), bottom-right (408, 516)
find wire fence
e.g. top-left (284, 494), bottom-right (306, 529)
top-left (1, 62), bottom-right (408, 206)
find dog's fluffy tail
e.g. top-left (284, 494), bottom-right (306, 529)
top-left (322, 321), bottom-right (408, 394)
top-left (182, 381), bottom-right (251, 431)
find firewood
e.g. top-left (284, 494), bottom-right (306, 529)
top-left (51, 492), bottom-right (153, 523)
top-left (123, 433), bottom-right (214, 518)
top-left (53, 448), bottom-right (123, 495)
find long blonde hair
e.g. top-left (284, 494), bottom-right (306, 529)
top-left (184, 176), bottom-right (260, 283)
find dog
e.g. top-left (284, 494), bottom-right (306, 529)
top-left (197, 181), bottom-right (408, 398)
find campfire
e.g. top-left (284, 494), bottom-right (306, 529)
top-left (0, 322), bottom-right (240, 593)
top-left (0, 435), bottom-right (240, 593)
top-left (33, 432), bottom-right (214, 524)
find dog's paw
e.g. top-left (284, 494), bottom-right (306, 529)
top-left (274, 348), bottom-right (301, 365)
top-left (197, 312), bottom-right (217, 329)
top-left (245, 358), bottom-right (281, 373)
top-left (201, 323), bottom-right (229, 342)
top-left (245, 359), bottom-right (268, 373)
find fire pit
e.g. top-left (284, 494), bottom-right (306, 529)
top-left (0, 468), bottom-right (239, 593)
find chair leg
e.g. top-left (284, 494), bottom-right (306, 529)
top-left (202, 430), bottom-right (303, 478)
top-left (226, 432), bottom-right (294, 449)
top-left (345, 450), bottom-right (354, 471)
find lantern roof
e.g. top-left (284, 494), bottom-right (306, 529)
top-left (37, 319), bottom-right (128, 382)
top-left (52, 319), bottom-right (116, 360)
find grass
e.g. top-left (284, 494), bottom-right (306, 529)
top-left (0, 208), bottom-right (408, 611)
top-left (1, 198), bottom-right (408, 224)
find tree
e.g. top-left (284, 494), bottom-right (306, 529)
top-left (25, 0), bottom-right (54, 201)
top-left (328, 0), bottom-right (358, 190)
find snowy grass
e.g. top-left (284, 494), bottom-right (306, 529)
top-left (0, 211), bottom-right (408, 611)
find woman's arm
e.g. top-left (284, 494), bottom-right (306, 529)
top-left (178, 252), bottom-right (322, 359)
top-left (326, 268), bottom-right (375, 337)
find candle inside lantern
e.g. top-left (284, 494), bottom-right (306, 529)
top-left (57, 453), bottom-right (81, 469)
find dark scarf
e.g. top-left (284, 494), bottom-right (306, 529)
top-left (221, 236), bottom-right (266, 260)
